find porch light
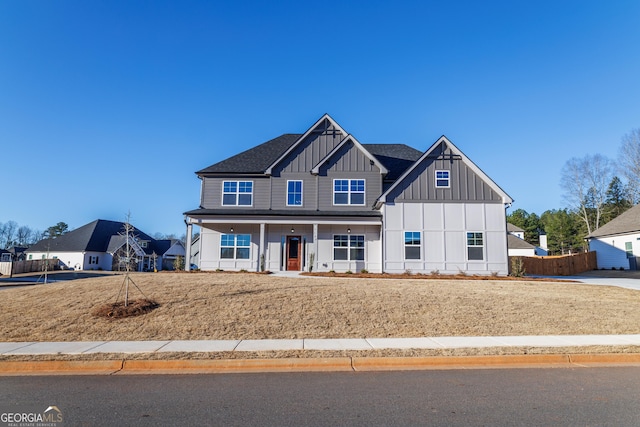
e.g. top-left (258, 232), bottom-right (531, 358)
top-left (291, 227), bottom-right (295, 233)
top-left (347, 228), bottom-right (351, 233)
top-left (230, 227), bottom-right (234, 232)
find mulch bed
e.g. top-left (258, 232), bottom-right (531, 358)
top-left (92, 299), bottom-right (160, 319)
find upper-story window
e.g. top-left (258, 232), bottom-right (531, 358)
top-left (435, 170), bottom-right (450, 188)
top-left (333, 179), bottom-right (365, 205)
top-left (287, 180), bottom-right (303, 206)
top-left (222, 181), bottom-right (253, 206)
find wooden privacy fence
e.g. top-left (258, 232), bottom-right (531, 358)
top-left (1, 259), bottom-right (61, 276)
top-left (509, 252), bottom-right (597, 276)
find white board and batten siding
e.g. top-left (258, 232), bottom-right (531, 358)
top-left (383, 202), bottom-right (508, 275)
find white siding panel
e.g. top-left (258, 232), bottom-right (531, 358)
top-left (465, 204), bottom-right (485, 230)
top-left (403, 204), bottom-right (422, 230)
top-left (385, 204), bottom-right (403, 230)
top-left (423, 204), bottom-right (444, 231)
top-left (443, 204), bottom-right (464, 231)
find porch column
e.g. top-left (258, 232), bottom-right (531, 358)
top-left (185, 222), bottom-right (193, 271)
top-left (259, 223), bottom-right (266, 272)
top-left (312, 223), bottom-right (318, 272)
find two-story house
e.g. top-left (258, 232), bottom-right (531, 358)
top-left (184, 114), bottom-right (513, 275)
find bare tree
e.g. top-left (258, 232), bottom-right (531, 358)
top-left (561, 154), bottom-right (614, 235)
top-left (16, 226), bottom-right (33, 246)
top-left (619, 128), bottom-right (640, 204)
top-left (0, 221), bottom-right (18, 249)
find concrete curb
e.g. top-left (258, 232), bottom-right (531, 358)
top-left (3, 353), bottom-right (640, 375)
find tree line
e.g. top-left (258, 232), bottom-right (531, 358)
top-left (0, 221), bottom-right (69, 249)
top-left (508, 128), bottom-right (639, 255)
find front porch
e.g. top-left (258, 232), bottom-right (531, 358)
top-left (184, 213), bottom-right (382, 273)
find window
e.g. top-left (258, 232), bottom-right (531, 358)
top-left (333, 235), bottom-right (365, 261)
top-left (139, 241), bottom-right (148, 248)
top-left (0, 253), bottom-right (10, 262)
top-left (89, 255), bottom-right (99, 264)
top-left (404, 231), bottom-right (421, 260)
top-left (221, 234), bottom-right (251, 259)
top-left (435, 170), bottom-right (450, 188)
top-left (467, 232), bottom-right (484, 261)
top-left (287, 180), bottom-right (303, 206)
top-left (625, 242), bottom-right (633, 258)
top-left (333, 179), bottom-right (365, 205)
top-left (222, 181), bottom-right (253, 206)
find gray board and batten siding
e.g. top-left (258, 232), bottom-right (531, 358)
top-left (384, 141), bottom-right (504, 204)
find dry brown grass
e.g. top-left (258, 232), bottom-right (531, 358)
top-left (1, 272), bottom-right (640, 345)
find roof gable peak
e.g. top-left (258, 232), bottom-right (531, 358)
top-left (265, 114), bottom-right (348, 175)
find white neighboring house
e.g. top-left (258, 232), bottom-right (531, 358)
top-left (185, 114), bottom-right (514, 275)
top-left (586, 204), bottom-right (640, 270)
top-left (25, 219), bottom-right (186, 271)
top-left (506, 223), bottom-right (549, 257)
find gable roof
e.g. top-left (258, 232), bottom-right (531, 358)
top-left (587, 204), bottom-right (640, 238)
top-left (507, 234), bottom-right (536, 250)
top-left (26, 219), bottom-right (155, 253)
top-left (507, 223), bottom-right (525, 233)
top-left (197, 134), bottom-right (301, 175)
top-left (194, 114), bottom-right (424, 182)
top-left (376, 135), bottom-right (513, 206)
top-left (310, 134), bottom-right (388, 175)
top-left (265, 114), bottom-right (348, 176)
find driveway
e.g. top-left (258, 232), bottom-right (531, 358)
top-left (559, 270), bottom-right (640, 291)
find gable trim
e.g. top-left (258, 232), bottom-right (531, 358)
top-left (265, 114), bottom-right (348, 176)
top-left (310, 134), bottom-right (388, 176)
top-left (375, 135), bottom-right (513, 207)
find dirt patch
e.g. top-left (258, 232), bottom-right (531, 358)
top-left (92, 299), bottom-right (160, 319)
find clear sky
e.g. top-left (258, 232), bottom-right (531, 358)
top-left (2, 0), bottom-right (639, 238)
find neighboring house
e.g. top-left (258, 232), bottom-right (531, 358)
top-left (507, 223), bottom-right (548, 256)
top-left (184, 114), bottom-right (513, 275)
top-left (8, 246), bottom-right (28, 261)
top-left (0, 249), bottom-right (11, 263)
top-left (25, 219), bottom-right (186, 271)
top-left (586, 204), bottom-right (640, 270)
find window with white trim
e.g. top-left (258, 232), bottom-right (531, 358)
top-left (404, 231), bottom-right (421, 260)
top-left (625, 242), bottom-right (633, 258)
top-left (333, 235), bottom-right (365, 261)
top-left (435, 170), bottom-right (450, 188)
top-left (287, 180), bottom-right (303, 206)
top-left (221, 234), bottom-right (251, 259)
top-left (333, 179), bottom-right (365, 205)
top-left (222, 181), bottom-right (253, 206)
top-left (466, 232), bottom-right (484, 261)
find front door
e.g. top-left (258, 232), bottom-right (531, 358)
top-left (286, 236), bottom-right (301, 271)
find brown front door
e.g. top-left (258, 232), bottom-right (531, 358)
top-left (286, 236), bottom-right (301, 271)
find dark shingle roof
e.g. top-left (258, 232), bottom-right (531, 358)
top-left (26, 220), bottom-right (155, 253)
top-left (363, 144), bottom-right (423, 181)
top-left (195, 133), bottom-right (423, 181)
top-left (197, 134), bottom-right (302, 175)
top-left (587, 204), bottom-right (640, 238)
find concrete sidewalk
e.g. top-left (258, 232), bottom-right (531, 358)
top-left (3, 334), bottom-right (640, 356)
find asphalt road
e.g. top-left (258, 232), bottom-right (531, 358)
top-left (2, 367), bottom-right (640, 426)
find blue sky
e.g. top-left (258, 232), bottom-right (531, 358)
top-left (2, 1), bottom-right (640, 237)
